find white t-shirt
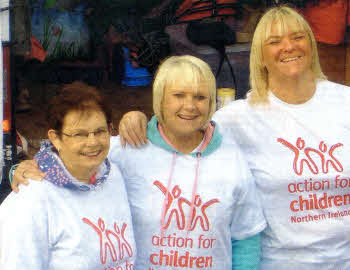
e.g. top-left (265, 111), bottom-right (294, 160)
top-left (213, 80), bottom-right (350, 269)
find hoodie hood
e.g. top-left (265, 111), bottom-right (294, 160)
top-left (34, 140), bottom-right (111, 191)
top-left (147, 115), bottom-right (222, 156)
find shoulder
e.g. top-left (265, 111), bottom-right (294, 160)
top-left (109, 135), bottom-right (122, 156)
top-left (0, 181), bottom-right (51, 227)
top-left (313, 80), bottom-right (350, 109)
top-left (108, 135), bottom-right (127, 165)
top-left (317, 80), bottom-right (350, 97)
top-left (108, 162), bottom-right (125, 184)
top-left (2, 181), bottom-right (51, 206)
top-left (214, 99), bottom-right (249, 118)
top-left (213, 99), bottom-right (252, 132)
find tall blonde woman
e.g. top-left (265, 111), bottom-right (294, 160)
top-left (101, 6), bottom-right (350, 270)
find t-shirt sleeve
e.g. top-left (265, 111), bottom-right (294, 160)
top-left (0, 182), bottom-right (49, 269)
top-left (108, 136), bottom-right (123, 164)
top-left (212, 100), bottom-right (245, 129)
top-left (230, 151), bottom-right (266, 240)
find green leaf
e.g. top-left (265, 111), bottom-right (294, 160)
top-left (44, 0), bottom-right (56, 9)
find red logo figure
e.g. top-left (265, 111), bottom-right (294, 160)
top-left (83, 217), bottom-right (133, 264)
top-left (278, 137), bottom-right (343, 175)
top-left (154, 180), bottom-right (219, 231)
top-left (187, 194), bottom-right (220, 231)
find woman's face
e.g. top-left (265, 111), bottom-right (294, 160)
top-left (262, 23), bottom-right (313, 82)
top-left (161, 82), bottom-right (210, 139)
top-left (52, 109), bottom-right (110, 178)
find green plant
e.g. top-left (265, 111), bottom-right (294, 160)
top-left (50, 25), bottom-right (64, 57)
top-left (41, 15), bottom-right (55, 51)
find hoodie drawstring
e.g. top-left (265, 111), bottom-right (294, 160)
top-left (160, 152), bottom-right (177, 237)
top-left (187, 152), bottom-right (201, 231)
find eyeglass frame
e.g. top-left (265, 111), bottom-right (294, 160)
top-left (57, 127), bottom-right (111, 142)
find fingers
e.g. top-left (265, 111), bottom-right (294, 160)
top-left (120, 119), bottom-right (142, 147)
top-left (11, 160), bottom-right (45, 192)
top-left (139, 115), bottom-right (148, 144)
top-left (19, 160), bottom-right (45, 180)
top-left (119, 111), bottom-right (148, 147)
top-left (11, 182), bottom-right (20, 193)
top-left (11, 168), bottom-right (29, 193)
top-left (21, 170), bottom-right (46, 181)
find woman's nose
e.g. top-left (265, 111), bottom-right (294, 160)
top-left (282, 37), bottom-right (293, 51)
top-left (183, 96), bottom-right (196, 110)
top-left (86, 132), bottom-right (98, 145)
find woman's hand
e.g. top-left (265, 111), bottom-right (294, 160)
top-left (11, 160), bottom-right (45, 193)
top-left (118, 111), bottom-right (148, 147)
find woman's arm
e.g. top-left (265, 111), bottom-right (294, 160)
top-left (232, 234), bottom-right (262, 270)
top-left (0, 183), bottom-right (49, 269)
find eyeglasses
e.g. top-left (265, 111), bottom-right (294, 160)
top-left (60, 128), bottom-right (110, 143)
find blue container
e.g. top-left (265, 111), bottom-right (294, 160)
top-left (122, 47), bottom-right (152, 87)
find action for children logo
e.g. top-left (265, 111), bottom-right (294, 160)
top-left (153, 180), bottom-right (219, 231)
top-left (147, 180), bottom-right (220, 269)
top-left (277, 137), bottom-right (343, 175)
top-left (83, 217), bottom-right (134, 270)
top-left (277, 137), bottom-right (350, 225)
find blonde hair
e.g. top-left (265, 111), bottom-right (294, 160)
top-left (153, 55), bottom-right (216, 125)
top-left (249, 5), bottom-right (326, 105)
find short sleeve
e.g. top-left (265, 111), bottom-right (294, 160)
top-left (0, 182), bottom-right (49, 269)
top-left (230, 151), bottom-right (266, 240)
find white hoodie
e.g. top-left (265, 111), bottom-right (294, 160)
top-left (109, 117), bottom-right (266, 270)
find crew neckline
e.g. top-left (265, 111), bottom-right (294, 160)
top-left (269, 82), bottom-right (321, 108)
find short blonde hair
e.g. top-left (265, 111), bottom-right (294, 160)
top-left (249, 5), bottom-right (326, 105)
top-left (153, 55), bottom-right (216, 125)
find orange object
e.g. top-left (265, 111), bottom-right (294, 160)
top-left (3, 120), bottom-right (11, 133)
top-left (302, 0), bottom-right (347, 45)
top-left (177, 0), bottom-right (237, 22)
top-left (26, 36), bottom-right (47, 62)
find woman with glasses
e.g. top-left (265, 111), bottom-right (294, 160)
top-left (0, 82), bottom-right (136, 269)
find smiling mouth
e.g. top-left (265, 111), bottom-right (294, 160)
top-left (178, 115), bottom-right (198, 120)
top-left (281, 56), bottom-right (302, 62)
top-left (80, 150), bottom-right (102, 158)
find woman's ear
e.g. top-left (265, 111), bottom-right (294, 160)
top-left (48, 129), bottom-right (62, 152)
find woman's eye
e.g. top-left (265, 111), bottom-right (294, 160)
top-left (95, 130), bottom-right (107, 135)
top-left (294, 35), bottom-right (304, 40)
top-left (269, 40), bottom-right (280, 45)
top-left (196, 95), bottom-right (207, 100)
top-left (74, 133), bottom-right (86, 138)
top-left (174, 93), bottom-right (184, 98)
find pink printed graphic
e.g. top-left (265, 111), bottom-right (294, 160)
top-left (83, 217), bottom-right (133, 264)
top-left (277, 137), bottom-right (343, 175)
top-left (188, 195), bottom-right (220, 231)
top-left (154, 180), bottom-right (219, 231)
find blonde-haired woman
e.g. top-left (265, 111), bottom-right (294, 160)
top-left (213, 7), bottom-right (350, 269)
top-left (99, 6), bottom-right (350, 269)
top-left (11, 55), bottom-right (266, 270)
top-left (248, 5), bottom-right (326, 105)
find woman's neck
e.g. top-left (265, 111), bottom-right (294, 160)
top-left (161, 127), bottom-right (204, 154)
top-left (269, 72), bottom-right (316, 104)
top-left (60, 157), bottom-right (97, 183)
